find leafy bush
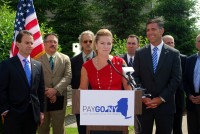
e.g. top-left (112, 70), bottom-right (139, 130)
top-left (0, 3), bottom-right (15, 62)
top-left (111, 34), bottom-right (149, 56)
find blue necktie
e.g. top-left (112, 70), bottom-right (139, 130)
top-left (152, 47), bottom-right (158, 73)
top-left (23, 59), bottom-right (31, 86)
top-left (194, 56), bottom-right (200, 93)
top-left (49, 56), bottom-right (54, 70)
top-left (129, 57), bottom-right (133, 67)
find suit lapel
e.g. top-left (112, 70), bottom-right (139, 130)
top-left (13, 56), bottom-right (30, 87)
top-left (124, 54), bottom-right (128, 66)
top-left (156, 45), bottom-right (170, 74)
top-left (42, 54), bottom-right (52, 73)
top-left (30, 59), bottom-right (37, 88)
top-left (53, 52), bottom-right (61, 74)
top-left (145, 45), bottom-right (154, 74)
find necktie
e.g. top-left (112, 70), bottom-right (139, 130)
top-left (194, 57), bottom-right (200, 93)
top-left (49, 56), bottom-right (54, 70)
top-left (85, 56), bottom-right (90, 62)
top-left (23, 59), bottom-right (31, 86)
top-left (129, 57), bottom-right (133, 67)
top-left (152, 47), bottom-right (158, 73)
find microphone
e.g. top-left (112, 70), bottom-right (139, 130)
top-left (107, 59), bottom-right (135, 90)
top-left (122, 66), bottom-right (137, 87)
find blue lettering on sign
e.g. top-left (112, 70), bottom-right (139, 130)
top-left (82, 98), bottom-right (132, 119)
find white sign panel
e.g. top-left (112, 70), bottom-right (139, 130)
top-left (80, 90), bottom-right (135, 126)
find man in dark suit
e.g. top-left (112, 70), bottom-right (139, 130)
top-left (163, 35), bottom-right (187, 134)
top-left (121, 34), bottom-right (140, 67)
top-left (183, 34), bottom-right (200, 134)
top-left (134, 17), bottom-right (181, 134)
top-left (0, 30), bottom-right (45, 134)
top-left (71, 30), bottom-right (95, 134)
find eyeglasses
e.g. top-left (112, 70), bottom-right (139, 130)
top-left (83, 40), bottom-right (92, 44)
top-left (45, 40), bottom-right (58, 44)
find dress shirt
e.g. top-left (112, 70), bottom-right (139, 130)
top-left (82, 51), bottom-right (94, 63)
top-left (150, 41), bottom-right (164, 64)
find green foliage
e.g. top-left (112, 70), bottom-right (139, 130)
top-left (49, 0), bottom-right (95, 57)
top-left (151, 0), bottom-right (198, 55)
top-left (111, 35), bottom-right (149, 56)
top-left (0, 3), bottom-right (15, 62)
top-left (0, 3), bottom-right (57, 62)
top-left (92, 0), bottom-right (151, 39)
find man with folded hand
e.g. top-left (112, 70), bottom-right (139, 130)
top-left (38, 33), bottom-right (72, 134)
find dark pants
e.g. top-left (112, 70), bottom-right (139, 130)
top-left (187, 105), bottom-right (200, 134)
top-left (76, 114), bottom-right (86, 134)
top-left (3, 104), bottom-right (37, 134)
top-left (137, 110), bottom-right (174, 134)
top-left (172, 112), bottom-right (183, 134)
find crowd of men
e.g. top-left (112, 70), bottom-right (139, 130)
top-left (0, 17), bottom-right (200, 134)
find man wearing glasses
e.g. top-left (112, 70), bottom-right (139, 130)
top-left (37, 33), bottom-right (72, 134)
top-left (71, 30), bottom-right (95, 134)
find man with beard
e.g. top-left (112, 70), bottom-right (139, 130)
top-left (37, 33), bottom-right (72, 134)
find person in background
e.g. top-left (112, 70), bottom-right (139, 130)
top-left (183, 34), bottom-right (200, 134)
top-left (37, 33), bottom-right (72, 134)
top-left (134, 17), bottom-right (181, 134)
top-left (71, 30), bottom-right (95, 134)
top-left (163, 35), bottom-right (187, 134)
top-left (0, 30), bottom-right (45, 134)
top-left (121, 34), bottom-right (140, 67)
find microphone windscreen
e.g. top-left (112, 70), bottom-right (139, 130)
top-left (107, 59), bottom-right (112, 64)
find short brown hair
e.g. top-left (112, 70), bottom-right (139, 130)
top-left (16, 30), bottom-right (33, 43)
top-left (146, 17), bottom-right (164, 29)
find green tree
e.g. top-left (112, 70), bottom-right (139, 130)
top-left (49, 0), bottom-right (96, 57)
top-left (151, 0), bottom-right (198, 55)
top-left (0, 3), bottom-right (15, 62)
top-left (0, 3), bottom-right (56, 62)
top-left (92, 0), bottom-right (150, 39)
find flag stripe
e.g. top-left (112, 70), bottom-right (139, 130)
top-left (10, 0), bottom-right (44, 59)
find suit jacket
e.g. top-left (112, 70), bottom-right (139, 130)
top-left (71, 52), bottom-right (96, 89)
top-left (38, 52), bottom-right (71, 100)
top-left (120, 53), bottom-right (134, 68)
top-left (134, 44), bottom-right (182, 114)
top-left (183, 54), bottom-right (200, 111)
top-left (0, 56), bottom-right (45, 124)
top-left (175, 54), bottom-right (187, 112)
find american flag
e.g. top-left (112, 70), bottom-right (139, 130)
top-left (10, 0), bottom-right (44, 59)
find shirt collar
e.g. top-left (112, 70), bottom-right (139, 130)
top-left (150, 41), bottom-right (164, 51)
top-left (82, 51), bottom-right (94, 59)
top-left (127, 54), bottom-right (134, 62)
top-left (17, 53), bottom-right (31, 63)
top-left (46, 53), bottom-right (56, 59)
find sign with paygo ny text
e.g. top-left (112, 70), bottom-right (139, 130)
top-left (80, 90), bottom-right (135, 126)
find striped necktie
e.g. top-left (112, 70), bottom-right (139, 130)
top-left (152, 47), bottom-right (158, 73)
top-left (23, 59), bottom-right (31, 86)
top-left (129, 57), bottom-right (133, 67)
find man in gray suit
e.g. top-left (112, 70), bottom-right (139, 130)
top-left (134, 17), bottom-right (181, 134)
top-left (38, 33), bottom-right (72, 134)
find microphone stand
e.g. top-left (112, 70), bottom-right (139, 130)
top-left (107, 60), bottom-right (135, 90)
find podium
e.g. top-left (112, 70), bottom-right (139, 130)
top-left (72, 90), bottom-right (142, 134)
